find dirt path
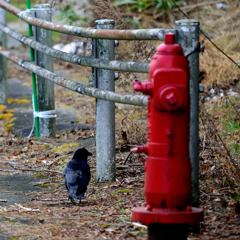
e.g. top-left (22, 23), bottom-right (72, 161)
top-left (1, 7), bottom-right (240, 238)
top-left (7, 78), bottom-right (95, 137)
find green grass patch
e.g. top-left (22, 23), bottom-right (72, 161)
top-left (52, 31), bottom-right (60, 41)
top-left (7, 2), bottom-right (27, 23)
top-left (101, 223), bottom-right (111, 228)
top-left (10, 235), bottom-right (30, 240)
top-left (115, 189), bottom-right (132, 193)
top-left (6, 1), bottom-right (39, 22)
top-left (224, 120), bottom-right (240, 132)
top-left (51, 142), bottom-right (80, 153)
top-left (38, 183), bottom-right (56, 188)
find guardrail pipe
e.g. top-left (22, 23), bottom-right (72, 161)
top-left (0, 22), bottom-right (150, 73)
top-left (0, 0), bottom-right (7, 104)
top-left (175, 19), bottom-right (200, 207)
top-left (0, 0), bottom-right (176, 40)
top-left (0, 46), bottom-right (148, 106)
top-left (33, 4), bottom-right (55, 138)
top-left (95, 19), bottom-right (116, 182)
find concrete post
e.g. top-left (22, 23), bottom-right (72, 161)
top-left (0, 0), bottom-right (7, 104)
top-left (92, 38), bottom-right (97, 87)
top-left (33, 4), bottom-right (55, 137)
top-left (94, 19), bottom-right (116, 182)
top-left (175, 19), bottom-right (200, 207)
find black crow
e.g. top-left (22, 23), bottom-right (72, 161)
top-left (63, 148), bottom-right (92, 204)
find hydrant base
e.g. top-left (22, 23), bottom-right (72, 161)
top-left (132, 207), bottom-right (203, 226)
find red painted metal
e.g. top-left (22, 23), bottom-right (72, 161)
top-left (132, 33), bottom-right (203, 225)
top-left (132, 207), bottom-right (203, 225)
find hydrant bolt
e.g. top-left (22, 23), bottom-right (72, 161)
top-left (165, 92), bottom-right (178, 105)
top-left (159, 86), bottom-right (183, 110)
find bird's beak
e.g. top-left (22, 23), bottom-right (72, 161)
top-left (88, 152), bottom-right (92, 156)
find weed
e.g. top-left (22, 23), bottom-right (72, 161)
top-left (113, 0), bottom-right (185, 14)
top-left (57, 4), bottom-right (90, 25)
top-left (225, 120), bottom-right (240, 132)
top-left (114, 0), bottom-right (151, 12)
top-left (230, 143), bottom-right (240, 157)
top-left (122, 17), bottom-right (141, 28)
top-left (153, 0), bottom-right (185, 14)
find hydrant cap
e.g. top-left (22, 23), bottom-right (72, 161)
top-left (157, 33), bottom-right (183, 55)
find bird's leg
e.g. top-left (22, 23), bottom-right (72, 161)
top-left (69, 196), bottom-right (76, 205)
top-left (78, 199), bottom-right (82, 204)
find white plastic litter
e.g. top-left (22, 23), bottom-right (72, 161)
top-left (53, 41), bottom-right (92, 55)
top-left (216, 3), bottom-right (228, 9)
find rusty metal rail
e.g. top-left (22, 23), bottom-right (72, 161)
top-left (0, 45), bottom-right (148, 106)
top-left (0, 0), bottom-right (175, 40)
top-left (0, 22), bottom-right (150, 73)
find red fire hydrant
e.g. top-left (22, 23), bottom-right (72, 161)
top-left (131, 33), bottom-right (203, 240)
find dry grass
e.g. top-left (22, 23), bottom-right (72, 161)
top-left (185, 0), bottom-right (240, 89)
top-left (200, 41), bottom-right (240, 89)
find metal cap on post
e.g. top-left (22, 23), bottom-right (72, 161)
top-left (0, 0), bottom-right (7, 104)
top-left (33, 4), bottom-right (56, 138)
top-left (175, 19), bottom-right (200, 207)
top-left (95, 19), bottom-right (116, 182)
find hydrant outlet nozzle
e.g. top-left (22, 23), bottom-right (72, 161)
top-left (131, 145), bottom-right (148, 154)
top-left (133, 79), bottom-right (142, 92)
top-left (133, 79), bottom-right (152, 95)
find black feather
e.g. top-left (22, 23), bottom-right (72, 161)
top-left (63, 148), bottom-right (92, 204)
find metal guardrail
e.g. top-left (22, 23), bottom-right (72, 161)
top-left (0, 22), bottom-right (150, 73)
top-left (0, 1), bottom-right (200, 205)
top-left (0, 45), bottom-right (148, 106)
top-left (0, 46), bottom-right (147, 106)
top-left (0, 0), bottom-right (175, 40)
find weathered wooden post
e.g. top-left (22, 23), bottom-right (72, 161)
top-left (0, 0), bottom-right (7, 104)
top-left (175, 19), bottom-right (200, 207)
top-left (33, 4), bottom-right (56, 137)
top-left (94, 19), bottom-right (116, 181)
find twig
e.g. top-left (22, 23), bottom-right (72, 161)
top-left (48, 152), bottom-right (72, 167)
top-left (202, 106), bottom-right (239, 175)
top-left (171, 0), bottom-right (240, 68)
top-left (123, 151), bottom-right (132, 165)
top-left (8, 163), bottom-right (62, 174)
top-left (14, 203), bottom-right (41, 212)
top-left (200, 190), bottom-right (211, 202)
top-left (117, 164), bottom-right (144, 169)
top-left (219, 186), bottom-right (239, 191)
top-left (0, 169), bottom-right (16, 172)
top-left (108, 190), bottom-right (143, 208)
top-left (132, 222), bottom-right (147, 229)
top-left (33, 181), bottom-right (51, 186)
top-left (32, 198), bottom-right (68, 201)
top-left (199, 134), bottom-right (206, 157)
top-left (0, 161), bottom-right (15, 164)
